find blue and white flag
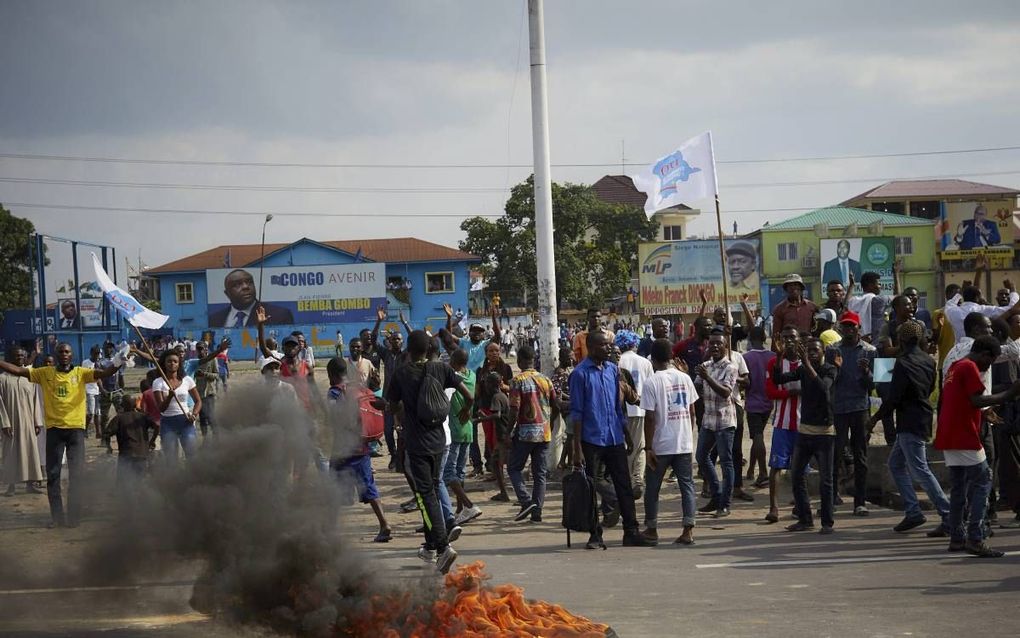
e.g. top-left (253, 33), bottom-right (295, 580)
top-left (91, 253), bottom-right (169, 329)
top-left (630, 131), bottom-right (718, 218)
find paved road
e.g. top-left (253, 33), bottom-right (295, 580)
top-left (1, 443), bottom-right (1017, 637)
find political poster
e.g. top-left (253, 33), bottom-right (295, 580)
top-left (205, 264), bottom-right (386, 328)
top-left (939, 199), bottom-right (1016, 262)
top-left (639, 239), bottom-right (761, 315)
top-left (54, 297), bottom-right (104, 330)
top-left (819, 237), bottom-right (895, 296)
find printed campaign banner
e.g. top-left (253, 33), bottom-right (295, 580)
top-left (639, 239), bottom-right (761, 315)
top-left (941, 199), bottom-right (1016, 252)
top-left (819, 237), bottom-right (895, 296)
top-left (54, 297), bottom-right (104, 330)
top-left (206, 264), bottom-right (386, 328)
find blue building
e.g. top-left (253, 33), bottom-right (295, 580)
top-left (145, 237), bottom-right (480, 357)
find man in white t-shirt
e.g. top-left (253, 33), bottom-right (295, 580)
top-left (81, 346), bottom-right (101, 438)
top-left (617, 331), bottom-right (654, 499)
top-left (640, 338), bottom-right (699, 546)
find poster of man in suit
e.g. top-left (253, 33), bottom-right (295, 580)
top-left (821, 238), bottom-right (862, 290)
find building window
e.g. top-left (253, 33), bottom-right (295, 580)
top-left (175, 282), bottom-right (194, 304)
top-left (777, 242), bottom-right (798, 261)
top-left (663, 225), bottom-right (683, 241)
top-left (872, 202), bottom-right (904, 215)
top-left (425, 272), bottom-right (454, 294)
top-left (909, 201), bottom-right (940, 219)
top-left (895, 237), bottom-right (914, 256)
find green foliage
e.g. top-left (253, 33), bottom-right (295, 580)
top-left (142, 299), bottom-right (162, 312)
top-left (459, 176), bottom-right (658, 309)
top-left (0, 205), bottom-right (42, 321)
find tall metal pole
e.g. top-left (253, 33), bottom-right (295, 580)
top-left (528, 0), bottom-right (558, 374)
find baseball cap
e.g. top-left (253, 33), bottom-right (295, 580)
top-left (814, 309), bottom-right (837, 324)
top-left (469, 322), bottom-right (486, 331)
top-left (282, 335), bottom-right (300, 347)
top-left (838, 311), bottom-right (861, 326)
top-left (258, 356), bottom-right (281, 371)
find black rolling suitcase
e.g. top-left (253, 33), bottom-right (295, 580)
top-left (561, 467), bottom-right (604, 549)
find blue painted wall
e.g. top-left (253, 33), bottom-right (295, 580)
top-left (154, 240), bottom-right (476, 359)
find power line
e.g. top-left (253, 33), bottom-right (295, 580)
top-left (3, 169), bottom-right (1019, 194)
top-left (3, 200), bottom-right (824, 218)
top-left (0, 144), bottom-right (1018, 169)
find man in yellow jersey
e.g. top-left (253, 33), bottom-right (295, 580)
top-left (0, 342), bottom-right (123, 528)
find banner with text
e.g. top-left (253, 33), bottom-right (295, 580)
top-left (205, 264), bottom-right (386, 327)
top-left (819, 237), bottom-right (895, 296)
top-left (639, 239), bottom-right (761, 315)
top-left (940, 199), bottom-right (1017, 253)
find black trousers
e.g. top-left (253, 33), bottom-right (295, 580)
top-left (582, 441), bottom-right (638, 537)
top-left (46, 428), bottom-right (86, 525)
top-left (790, 434), bottom-right (835, 528)
top-left (405, 451), bottom-right (449, 552)
top-left (834, 411), bottom-right (869, 508)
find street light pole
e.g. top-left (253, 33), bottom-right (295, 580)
top-left (528, 0), bottom-right (558, 374)
top-left (257, 213), bottom-right (274, 303)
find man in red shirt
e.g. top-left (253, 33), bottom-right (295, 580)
top-left (770, 274), bottom-right (818, 352)
top-left (936, 335), bottom-right (1020, 557)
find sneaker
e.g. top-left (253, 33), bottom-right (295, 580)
top-left (714, 508), bottom-right (731, 518)
top-left (642, 528), bottom-right (659, 543)
top-left (632, 484), bottom-right (643, 501)
top-left (454, 506), bottom-right (483, 526)
top-left (585, 535), bottom-right (605, 550)
top-left (926, 524), bottom-right (949, 538)
top-left (893, 515), bottom-right (927, 533)
top-left (436, 545), bottom-right (458, 574)
top-left (602, 509), bottom-right (620, 528)
top-left (697, 500), bottom-right (719, 514)
top-left (514, 502), bottom-right (538, 522)
top-left (733, 490), bottom-right (755, 502)
top-left (786, 521), bottom-right (815, 532)
top-left (447, 525), bottom-right (462, 543)
top-left (819, 525), bottom-right (834, 535)
top-left (999, 516), bottom-right (1020, 529)
top-left (853, 506), bottom-right (869, 517)
top-left (400, 498), bottom-right (418, 513)
top-left (490, 493), bottom-right (510, 502)
top-left (964, 541), bottom-right (1005, 558)
top-left (622, 532), bottom-right (656, 547)
top-left (530, 509), bottom-right (543, 523)
top-left (947, 540), bottom-right (966, 552)
top-left (417, 545), bottom-right (435, 563)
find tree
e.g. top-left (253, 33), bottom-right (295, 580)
top-left (0, 205), bottom-right (44, 322)
top-left (459, 176), bottom-right (658, 310)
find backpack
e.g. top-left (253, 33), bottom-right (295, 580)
top-left (561, 467), bottom-right (604, 549)
top-left (357, 387), bottom-right (385, 441)
top-left (415, 362), bottom-right (450, 429)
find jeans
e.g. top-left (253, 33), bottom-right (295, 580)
top-left (948, 461), bottom-right (992, 543)
top-left (644, 452), bottom-right (696, 528)
top-left (731, 405), bottom-right (746, 488)
top-left (696, 427), bottom-right (735, 509)
top-left (508, 440), bottom-right (548, 510)
top-left (198, 394), bottom-right (216, 436)
top-left (160, 414), bottom-right (198, 465)
top-left (887, 432), bottom-right (950, 523)
top-left (625, 416), bottom-right (645, 488)
top-left (406, 450), bottom-right (449, 551)
top-left (834, 411), bottom-right (869, 507)
top-left (581, 441), bottom-right (639, 536)
top-left (444, 441), bottom-right (471, 484)
top-left (45, 427), bottom-right (85, 525)
top-left (790, 434), bottom-right (835, 528)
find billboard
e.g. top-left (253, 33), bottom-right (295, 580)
top-left (819, 237), bottom-right (895, 296)
top-left (942, 199), bottom-right (1016, 252)
top-left (205, 264), bottom-right (386, 328)
top-left (54, 297), bottom-right (104, 330)
top-left (639, 239), bottom-right (761, 315)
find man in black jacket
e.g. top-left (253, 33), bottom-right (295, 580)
top-left (777, 338), bottom-right (837, 534)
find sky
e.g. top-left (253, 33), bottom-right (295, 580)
top-left (2, 0), bottom-right (1019, 282)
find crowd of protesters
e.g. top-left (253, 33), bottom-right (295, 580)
top-left (3, 258), bottom-right (1019, 574)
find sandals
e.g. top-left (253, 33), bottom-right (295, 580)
top-left (764, 512), bottom-right (779, 524)
top-left (753, 476), bottom-right (770, 489)
top-left (373, 530), bottom-right (393, 543)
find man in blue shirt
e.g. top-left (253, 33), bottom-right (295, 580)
top-left (569, 331), bottom-right (654, 548)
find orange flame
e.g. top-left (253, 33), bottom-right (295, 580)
top-left (344, 561), bottom-right (609, 637)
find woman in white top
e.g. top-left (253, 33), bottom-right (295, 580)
top-left (152, 351), bottom-right (202, 464)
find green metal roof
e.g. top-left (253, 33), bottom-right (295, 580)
top-left (762, 207), bottom-right (935, 231)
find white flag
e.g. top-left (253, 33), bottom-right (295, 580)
top-left (630, 131), bottom-right (718, 218)
top-left (91, 253), bottom-right (169, 330)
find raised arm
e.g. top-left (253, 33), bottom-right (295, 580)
top-left (698, 289), bottom-right (709, 319)
top-left (371, 306), bottom-right (386, 344)
top-left (0, 361), bottom-right (30, 379)
top-left (892, 258), bottom-right (903, 296)
top-left (740, 293), bottom-right (754, 330)
top-left (254, 305), bottom-right (276, 360)
top-left (490, 302), bottom-right (501, 341)
top-left (399, 309), bottom-right (412, 335)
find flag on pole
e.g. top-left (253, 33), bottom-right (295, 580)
top-left (91, 253), bottom-right (169, 329)
top-left (630, 131), bottom-right (718, 218)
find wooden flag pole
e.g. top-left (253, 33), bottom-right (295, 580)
top-left (130, 324), bottom-right (189, 417)
top-left (714, 194), bottom-right (732, 331)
